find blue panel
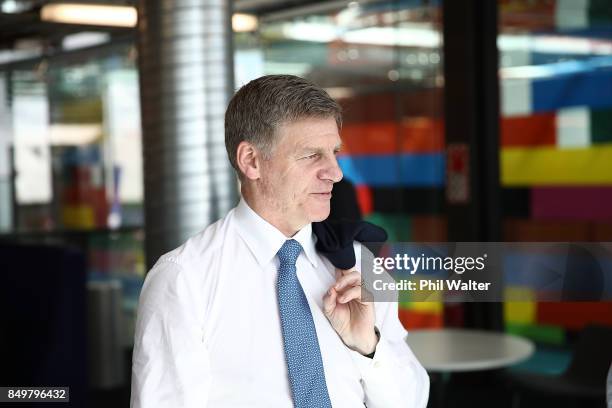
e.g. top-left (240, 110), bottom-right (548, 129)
top-left (361, 0), bottom-right (442, 13)
top-left (503, 251), bottom-right (612, 297)
top-left (338, 153), bottom-right (445, 187)
top-left (530, 52), bottom-right (590, 66)
top-left (556, 27), bottom-right (612, 40)
top-left (532, 67), bottom-right (612, 111)
top-left (503, 253), bottom-right (567, 288)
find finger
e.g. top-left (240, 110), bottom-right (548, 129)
top-left (337, 285), bottom-right (362, 303)
top-left (323, 287), bottom-right (338, 315)
top-left (334, 271), bottom-right (361, 291)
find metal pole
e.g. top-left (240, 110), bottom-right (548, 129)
top-left (137, 0), bottom-right (238, 269)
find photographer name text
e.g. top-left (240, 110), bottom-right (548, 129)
top-left (373, 278), bottom-right (492, 291)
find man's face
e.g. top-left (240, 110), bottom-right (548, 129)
top-left (258, 116), bottom-right (343, 232)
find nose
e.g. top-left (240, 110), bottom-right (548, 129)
top-left (319, 154), bottom-right (343, 183)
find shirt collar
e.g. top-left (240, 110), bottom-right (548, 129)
top-left (234, 198), bottom-right (318, 268)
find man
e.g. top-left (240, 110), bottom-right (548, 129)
top-left (131, 75), bottom-right (429, 407)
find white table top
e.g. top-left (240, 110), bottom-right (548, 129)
top-left (405, 328), bottom-right (535, 372)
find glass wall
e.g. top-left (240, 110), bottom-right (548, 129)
top-left (499, 0), bottom-right (612, 372)
top-left (0, 43), bottom-right (145, 347)
top-left (7, 45), bottom-right (143, 231)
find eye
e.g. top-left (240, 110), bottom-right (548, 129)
top-left (303, 153), bottom-right (319, 160)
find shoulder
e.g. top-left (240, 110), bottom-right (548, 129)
top-left (157, 209), bottom-right (236, 267)
top-left (142, 209), bottom-right (237, 294)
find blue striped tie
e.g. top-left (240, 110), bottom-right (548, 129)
top-left (277, 239), bottom-right (332, 408)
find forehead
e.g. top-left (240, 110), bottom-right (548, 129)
top-left (275, 117), bottom-right (341, 149)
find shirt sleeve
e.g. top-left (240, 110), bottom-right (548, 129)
top-left (130, 260), bottom-right (211, 408)
top-left (351, 300), bottom-right (430, 408)
top-left (350, 243), bottom-right (430, 408)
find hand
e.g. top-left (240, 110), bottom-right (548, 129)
top-left (322, 268), bottom-right (378, 355)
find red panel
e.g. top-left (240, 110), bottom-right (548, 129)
top-left (499, 0), bottom-right (555, 31)
top-left (537, 302), bottom-right (612, 330)
top-left (340, 89), bottom-right (444, 123)
top-left (355, 184), bottom-right (373, 216)
top-left (340, 112), bottom-right (556, 154)
top-left (501, 113), bottom-right (556, 147)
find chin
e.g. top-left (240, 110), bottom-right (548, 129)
top-left (305, 202), bottom-right (331, 222)
top-left (309, 213), bottom-right (329, 222)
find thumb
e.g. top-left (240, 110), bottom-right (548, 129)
top-left (323, 287), bottom-right (337, 316)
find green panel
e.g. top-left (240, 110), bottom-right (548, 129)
top-left (399, 300), bottom-right (412, 309)
top-left (264, 40), bottom-right (329, 65)
top-left (505, 322), bottom-right (565, 346)
top-left (589, 0), bottom-right (612, 25)
top-left (364, 212), bottom-right (411, 241)
top-left (590, 109), bottom-right (612, 144)
top-left (399, 290), bottom-right (412, 305)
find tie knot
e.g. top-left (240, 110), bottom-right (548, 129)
top-left (277, 239), bottom-right (302, 266)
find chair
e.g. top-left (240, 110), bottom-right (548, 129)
top-left (508, 325), bottom-right (612, 407)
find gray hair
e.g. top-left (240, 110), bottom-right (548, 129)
top-left (224, 75), bottom-right (342, 176)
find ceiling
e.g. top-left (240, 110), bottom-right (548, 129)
top-left (0, 0), bottom-right (135, 50)
top-left (0, 0), bottom-right (328, 51)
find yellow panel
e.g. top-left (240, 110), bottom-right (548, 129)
top-left (504, 286), bottom-right (536, 324)
top-left (402, 301), bottom-right (443, 314)
top-left (501, 144), bottom-right (612, 186)
top-left (505, 302), bottom-right (536, 324)
top-left (62, 206), bottom-right (95, 228)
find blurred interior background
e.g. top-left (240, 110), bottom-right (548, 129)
top-left (0, 0), bottom-right (611, 407)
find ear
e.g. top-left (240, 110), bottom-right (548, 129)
top-left (236, 141), bottom-right (261, 180)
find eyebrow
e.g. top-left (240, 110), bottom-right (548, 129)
top-left (298, 143), bottom-right (343, 154)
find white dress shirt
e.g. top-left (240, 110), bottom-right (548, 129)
top-left (131, 199), bottom-right (429, 408)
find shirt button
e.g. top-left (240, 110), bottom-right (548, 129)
top-left (373, 361), bottom-right (382, 369)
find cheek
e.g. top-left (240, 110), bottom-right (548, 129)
top-left (299, 172), bottom-right (317, 199)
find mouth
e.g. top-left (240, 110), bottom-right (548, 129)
top-left (311, 192), bottom-right (332, 199)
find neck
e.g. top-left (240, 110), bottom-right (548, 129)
top-left (241, 186), bottom-right (305, 238)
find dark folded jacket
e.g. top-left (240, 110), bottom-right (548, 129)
top-left (312, 219), bottom-right (387, 270)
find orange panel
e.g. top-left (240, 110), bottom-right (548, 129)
top-left (399, 308), bottom-right (443, 330)
top-left (341, 119), bottom-right (444, 155)
top-left (411, 215), bottom-right (448, 241)
top-left (592, 222), bottom-right (612, 241)
top-left (501, 113), bottom-right (556, 147)
top-left (503, 219), bottom-right (612, 241)
top-left (341, 122), bottom-right (398, 155)
top-left (503, 219), bottom-right (590, 241)
top-left (400, 117), bottom-right (445, 153)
